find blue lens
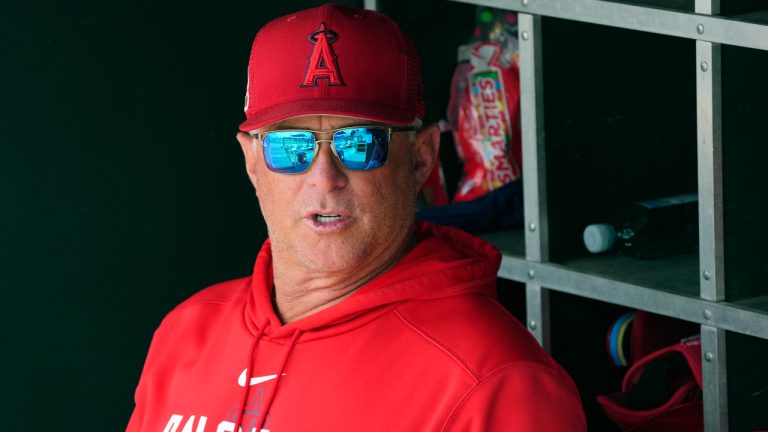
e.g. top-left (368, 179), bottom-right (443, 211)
top-left (333, 127), bottom-right (388, 170)
top-left (262, 131), bottom-right (316, 174)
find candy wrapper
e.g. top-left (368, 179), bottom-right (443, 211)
top-left (452, 10), bottom-right (522, 202)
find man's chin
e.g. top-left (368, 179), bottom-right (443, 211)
top-left (295, 244), bottom-right (371, 274)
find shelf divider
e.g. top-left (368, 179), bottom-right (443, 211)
top-left (696, 38), bottom-right (724, 303)
top-left (526, 284), bottom-right (551, 349)
top-left (520, 12), bottom-right (547, 264)
top-left (702, 325), bottom-right (729, 432)
top-left (697, 1), bottom-right (728, 429)
top-left (519, 13), bottom-right (551, 350)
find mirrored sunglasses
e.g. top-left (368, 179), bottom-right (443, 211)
top-left (248, 126), bottom-right (416, 174)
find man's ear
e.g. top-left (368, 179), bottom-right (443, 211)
top-left (237, 132), bottom-right (260, 192)
top-left (412, 124), bottom-right (441, 190)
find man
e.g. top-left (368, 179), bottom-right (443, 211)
top-left (127, 4), bottom-right (586, 431)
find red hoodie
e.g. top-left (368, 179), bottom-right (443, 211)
top-left (127, 222), bottom-right (586, 431)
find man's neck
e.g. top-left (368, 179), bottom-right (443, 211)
top-left (271, 236), bottom-right (414, 324)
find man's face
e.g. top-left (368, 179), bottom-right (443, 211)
top-left (238, 115), bottom-right (438, 278)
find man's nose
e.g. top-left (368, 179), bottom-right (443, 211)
top-left (306, 142), bottom-right (348, 191)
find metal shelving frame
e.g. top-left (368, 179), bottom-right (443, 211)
top-left (455, 0), bottom-right (768, 430)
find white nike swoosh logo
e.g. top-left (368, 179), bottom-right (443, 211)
top-left (238, 369), bottom-right (286, 387)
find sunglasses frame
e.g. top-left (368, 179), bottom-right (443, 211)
top-left (247, 125), bottom-right (417, 174)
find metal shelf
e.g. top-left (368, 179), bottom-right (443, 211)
top-left (452, 0), bottom-right (768, 51)
top-left (456, 1), bottom-right (767, 427)
top-left (556, 251), bottom-right (699, 298)
top-left (482, 230), bottom-right (768, 341)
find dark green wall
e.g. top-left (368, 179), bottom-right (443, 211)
top-left (0, 0), bottom-right (474, 429)
top-left (0, 0), bottom-right (353, 429)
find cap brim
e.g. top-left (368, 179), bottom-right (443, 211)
top-left (239, 98), bottom-right (416, 131)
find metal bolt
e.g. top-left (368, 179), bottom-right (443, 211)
top-left (703, 309), bottom-right (712, 320)
top-left (700, 61), bottom-right (709, 72)
top-left (529, 320), bottom-right (537, 330)
top-left (703, 270), bottom-right (712, 280)
top-left (697, 24), bottom-right (704, 34)
top-left (527, 269), bottom-right (535, 279)
top-left (705, 352), bottom-right (714, 362)
top-left (528, 223), bottom-right (537, 232)
top-left (522, 31), bottom-right (529, 41)
top-left (522, 0), bottom-right (529, 6)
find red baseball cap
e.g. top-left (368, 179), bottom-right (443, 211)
top-left (239, 3), bottom-right (425, 132)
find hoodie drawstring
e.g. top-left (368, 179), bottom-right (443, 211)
top-left (234, 318), bottom-right (268, 431)
top-left (253, 328), bottom-right (302, 432)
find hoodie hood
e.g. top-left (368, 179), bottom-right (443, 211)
top-left (244, 221), bottom-right (501, 340)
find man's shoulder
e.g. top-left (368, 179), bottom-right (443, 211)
top-left (394, 294), bottom-right (558, 378)
top-left (139, 277), bottom-right (255, 383)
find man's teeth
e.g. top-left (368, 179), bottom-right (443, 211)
top-left (316, 214), bottom-right (343, 223)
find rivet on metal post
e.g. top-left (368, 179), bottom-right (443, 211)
top-left (700, 61), bottom-right (709, 72)
top-left (529, 320), bottom-right (537, 330)
top-left (521, 31), bottom-right (529, 41)
top-left (528, 223), bottom-right (537, 232)
top-left (703, 309), bottom-right (712, 320)
top-left (527, 269), bottom-right (535, 279)
top-left (705, 352), bottom-right (714, 362)
top-left (522, 0), bottom-right (529, 6)
top-left (697, 24), bottom-right (704, 34)
top-left (703, 270), bottom-right (712, 280)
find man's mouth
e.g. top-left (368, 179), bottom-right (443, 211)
top-left (315, 214), bottom-right (344, 223)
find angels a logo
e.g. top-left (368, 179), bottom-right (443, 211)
top-left (301, 22), bottom-right (344, 87)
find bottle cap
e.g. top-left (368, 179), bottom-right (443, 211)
top-left (584, 224), bottom-right (616, 253)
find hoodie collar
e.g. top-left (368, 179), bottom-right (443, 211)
top-left (244, 221), bottom-right (501, 340)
